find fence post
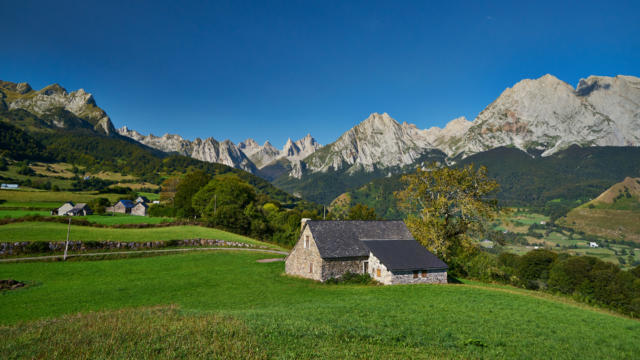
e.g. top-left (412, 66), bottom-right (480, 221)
top-left (63, 217), bottom-right (71, 261)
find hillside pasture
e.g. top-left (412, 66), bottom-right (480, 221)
top-left (560, 208), bottom-right (640, 243)
top-left (0, 210), bottom-right (173, 225)
top-left (0, 189), bottom-right (121, 204)
top-left (0, 222), bottom-right (278, 248)
top-left (0, 252), bottom-right (639, 359)
top-left (0, 209), bottom-right (52, 218)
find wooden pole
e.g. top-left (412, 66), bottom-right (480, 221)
top-left (63, 217), bottom-right (71, 261)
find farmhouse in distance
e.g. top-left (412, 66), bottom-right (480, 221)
top-left (285, 220), bottom-right (448, 285)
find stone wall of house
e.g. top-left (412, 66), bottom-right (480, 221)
top-left (321, 258), bottom-right (367, 281)
top-left (131, 205), bottom-right (147, 216)
top-left (368, 253), bottom-right (447, 285)
top-left (285, 226), bottom-right (323, 281)
top-left (388, 269), bottom-right (447, 285)
top-left (368, 252), bottom-right (394, 284)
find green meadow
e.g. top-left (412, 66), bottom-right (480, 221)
top-left (0, 189), bottom-right (122, 203)
top-left (0, 222), bottom-right (279, 249)
top-left (1, 251), bottom-right (639, 359)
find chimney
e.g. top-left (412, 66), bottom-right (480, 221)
top-left (301, 218), bottom-right (311, 231)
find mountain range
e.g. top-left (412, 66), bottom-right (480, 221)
top-left (2, 74), bottom-right (639, 205)
top-left (115, 74), bottom-right (640, 177)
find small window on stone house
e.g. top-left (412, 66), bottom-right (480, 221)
top-left (376, 268), bottom-right (381, 277)
top-left (304, 235), bottom-right (310, 249)
top-left (421, 270), bottom-right (427, 278)
top-left (309, 262), bottom-right (313, 273)
top-left (413, 271), bottom-right (419, 278)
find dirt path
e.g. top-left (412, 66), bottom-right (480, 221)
top-left (0, 247), bottom-right (289, 263)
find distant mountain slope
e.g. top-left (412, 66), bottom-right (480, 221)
top-left (559, 177), bottom-right (640, 243)
top-left (450, 74), bottom-right (640, 157)
top-left (0, 81), bottom-right (303, 206)
top-left (339, 146), bottom-right (640, 218)
top-left (592, 177), bottom-right (640, 206)
top-left (0, 80), bottom-right (116, 135)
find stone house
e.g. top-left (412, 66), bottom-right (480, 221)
top-left (285, 220), bottom-right (448, 285)
top-left (52, 202), bottom-right (75, 216)
top-left (52, 202), bottom-right (92, 216)
top-left (108, 200), bottom-right (136, 214)
top-left (67, 203), bottom-right (92, 216)
top-left (131, 202), bottom-right (148, 216)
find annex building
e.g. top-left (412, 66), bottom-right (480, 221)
top-left (285, 220), bottom-right (448, 285)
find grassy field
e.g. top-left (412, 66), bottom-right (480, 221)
top-left (0, 166), bottom-right (73, 188)
top-left (0, 209), bottom-right (52, 218)
top-left (0, 201), bottom-right (60, 209)
top-left (0, 210), bottom-right (173, 225)
top-left (0, 189), bottom-right (122, 203)
top-left (488, 209), bottom-right (640, 268)
top-left (1, 252), bottom-right (638, 359)
top-left (0, 221), bottom-right (278, 248)
top-left (83, 214), bottom-right (172, 225)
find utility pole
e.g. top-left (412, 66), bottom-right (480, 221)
top-left (323, 206), bottom-right (326, 220)
top-left (214, 194), bottom-right (217, 215)
top-left (63, 217), bottom-right (71, 261)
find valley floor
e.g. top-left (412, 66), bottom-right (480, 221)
top-left (1, 251), bottom-right (639, 359)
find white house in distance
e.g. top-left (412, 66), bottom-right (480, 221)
top-left (285, 220), bottom-right (448, 285)
top-left (589, 242), bottom-right (599, 248)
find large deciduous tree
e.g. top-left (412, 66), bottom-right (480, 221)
top-left (346, 203), bottom-right (378, 220)
top-left (174, 170), bottom-right (211, 218)
top-left (395, 164), bottom-right (500, 261)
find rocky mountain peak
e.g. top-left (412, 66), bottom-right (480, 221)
top-left (2, 80), bottom-right (115, 135)
top-left (452, 74), bottom-right (640, 157)
top-left (238, 138), bottom-right (262, 156)
top-left (0, 81), bottom-right (33, 94)
top-left (304, 112), bottom-right (436, 173)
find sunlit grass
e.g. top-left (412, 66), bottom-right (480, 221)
top-left (0, 252), bottom-right (638, 359)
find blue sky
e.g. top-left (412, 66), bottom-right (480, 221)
top-left (1, 0), bottom-right (638, 148)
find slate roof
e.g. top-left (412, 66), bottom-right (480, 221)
top-left (305, 220), bottom-right (415, 259)
top-left (117, 200), bottom-right (136, 208)
top-left (67, 203), bottom-right (91, 215)
top-left (362, 240), bottom-right (448, 271)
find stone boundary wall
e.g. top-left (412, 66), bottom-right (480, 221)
top-left (0, 239), bottom-right (267, 256)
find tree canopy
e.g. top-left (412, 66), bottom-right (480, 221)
top-left (395, 164), bottom-right (500, 261)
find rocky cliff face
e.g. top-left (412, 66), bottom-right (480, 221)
top-left (449, 74), bottom-right (640, 157)
top-left (238, 139), bottom-right (281, 168)
top-left (1, 81), bottom-right (116, 135)
top-left (118, 126), bottom-right (322, 175)
top-left (117, 127), bottom-right (257, 173)
top-left (304, 112), bottom-right (437, 174)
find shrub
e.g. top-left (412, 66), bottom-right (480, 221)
top-left (325, 272), bottom-right (375, 285)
